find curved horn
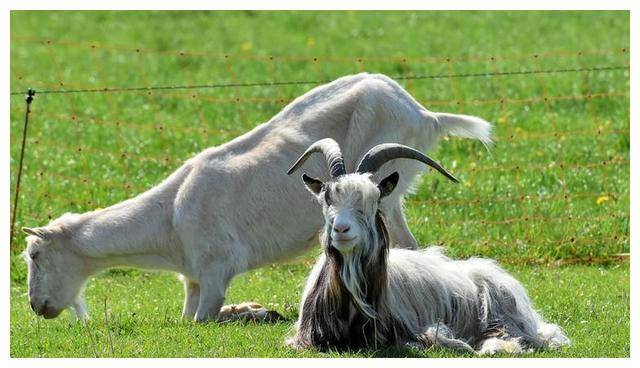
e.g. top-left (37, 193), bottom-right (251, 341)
top-left (356, 143), bottom-right (459, 183)
top-left (287, 138), bottom-right (346, 178)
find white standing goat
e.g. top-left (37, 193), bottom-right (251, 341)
top-left (21, 73), bottom-right (491, 322)
top-left (287, 139), bottom-right (570, 354)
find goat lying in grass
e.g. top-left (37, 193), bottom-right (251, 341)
top-left (286, 138), bottom-right (570, 354)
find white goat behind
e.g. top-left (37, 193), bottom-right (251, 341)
top-left (287, 139), bottom-right (570, 354)
top-left (21, 73), bottom-right (491, 322)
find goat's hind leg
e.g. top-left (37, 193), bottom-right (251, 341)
top-left (416, 323), bottom-right (475, 353)
top-left (384, 200), bottom-right (418, 250)
top-left (474, 325), bottom-right (533, 355)
top-left (476, 337), bottom-right (525, 355)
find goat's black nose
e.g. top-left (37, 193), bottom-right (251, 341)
top-left (30, 299), bottom-right (48, 315)
top-left (333, 224), bottom-right (351, 233)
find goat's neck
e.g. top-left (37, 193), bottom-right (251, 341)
top-left (68, 178), bottom-right (184, 273)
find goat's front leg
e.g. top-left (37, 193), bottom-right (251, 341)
top-left (194, 262), bottom-right (234, 322)
top-left (181, 277), bottom-right (200, 320)
top-left (385, 200), bottom-right (418, 250)
top-left (72, 297), bottom-right (89, 322)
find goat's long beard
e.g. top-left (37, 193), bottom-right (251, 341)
top-left (335, 215), bottom-right (388, 320)
top-left (294, 211), bottom-right (411, 350)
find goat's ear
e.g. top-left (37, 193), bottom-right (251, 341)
top-left (22, 227), bottom-right (50, 239)
top-left (378, 172), bottom-right (400, 198)
top-left (302, 173), bottom-right (324, 195)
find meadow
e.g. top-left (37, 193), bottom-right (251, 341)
top-left (9, 11), bottom-right (630, 357)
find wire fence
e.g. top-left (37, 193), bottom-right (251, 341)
top-left (9, 65), bottom-right (629, 96)
top-left (9, 37), bottom-right (630, 264)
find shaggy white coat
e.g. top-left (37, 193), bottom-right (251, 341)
top-left (299, 247), bottom-right (571, 353)
top-left (290, 174), bottom-right (570, 354)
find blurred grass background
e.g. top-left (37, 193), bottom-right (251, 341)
top-left (9, 11), bottom-right (629, 357)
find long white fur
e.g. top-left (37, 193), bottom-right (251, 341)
top-left (22, 73), bottom-right (491, 322)
top-left (387, 247), bottom-right (570, 353)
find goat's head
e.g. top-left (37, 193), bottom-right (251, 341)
top-left (21, 216), bottom-right (88, 320)
top-left (288, 138), bottom-right (458, 255)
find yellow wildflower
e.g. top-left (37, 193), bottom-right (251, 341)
top-left (306, 37), bottom-right (316, 48)
top-left (240, 42), bottom-right (252, 52)
top-left (596, 195), bottom-right (610, 205)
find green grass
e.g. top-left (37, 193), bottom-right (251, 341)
top-left (9, 261), bottom-right (630, 357)
top-left (9, 11), bottom-right (630, 357)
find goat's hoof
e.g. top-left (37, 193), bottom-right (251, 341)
top-left (216, 301), bottom-right (286, 323)
top-left (404, 341), bottom-right (424, 350)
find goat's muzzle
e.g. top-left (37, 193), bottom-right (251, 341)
top-left (31, 299), bottom-right (62, 319)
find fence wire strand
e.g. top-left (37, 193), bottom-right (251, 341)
top-left (9, 65), bottom-right (630, 97)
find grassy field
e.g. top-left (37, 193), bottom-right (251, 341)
top-left (9, 262), bottom-right (630, 357)
top-left (9, 11), bottom-right (630, 357)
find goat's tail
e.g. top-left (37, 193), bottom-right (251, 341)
top-left (433, 112), bottom-right (493, 146)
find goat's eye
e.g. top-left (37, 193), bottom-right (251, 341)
top-left (324, 189), bottom-right (332, 205)
top-left (30, 251), bottom-right (39, 260)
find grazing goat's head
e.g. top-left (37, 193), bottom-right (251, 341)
top-left (288, 138), bottom-right (458, 255)
top-left (21, 216), bottom-right (88, 320)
